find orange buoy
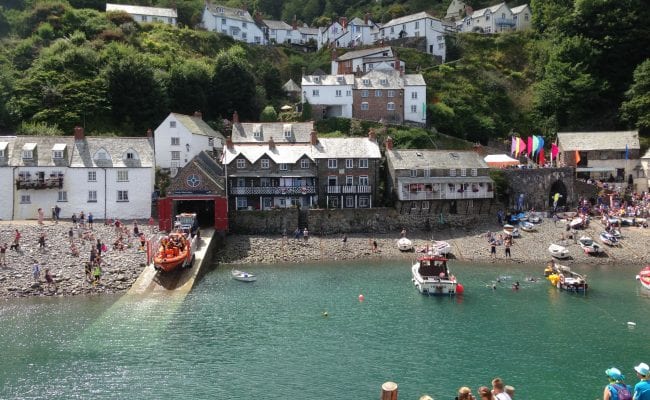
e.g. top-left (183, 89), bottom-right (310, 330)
top-left (358, 294), bottom-right (365, 302)
top-left (456, 283), bottom-right (464, 294)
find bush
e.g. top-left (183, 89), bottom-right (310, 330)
top-left (260, 105), bottom-right (278, 122)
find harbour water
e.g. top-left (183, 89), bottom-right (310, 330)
top-left (1, 260), bottom-right (648, 399)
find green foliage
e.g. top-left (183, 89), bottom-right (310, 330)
top-left (621, 59), bottom-right (650, 134)
top-left (260, 105), bottom-right (278, 122)
top-left (168, 59), bottom-right (212, 115)
top-left (349, 119), bottom-right (362, 136)
top-left (316, 117), bottom-right (350, 134)
top-left (300, 100), bottom-right (312, 122)
top-left (389, 127), bottom-right (435, 149)
top-left (210, 46), bottom-right (257, 120)
top-left (17, 121), bottom-right (64, 136)
top-left (489, 169), bottom-right (509, 204)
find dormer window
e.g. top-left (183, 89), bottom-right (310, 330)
top-left (217, 7), bottom-right (224, 13)
top-left (362, 79), bottom-right (370, 85)
top-left (253, 124), bottom-right (263, 138)
top-left (0, 142), bottom-right (8, 158)
top-left (22, 143), bottom-right (36, 159)
top-left (380, 79), bottom-right (387, 85)
top-left (336, 76), bottom-right (344, 82)
top-left (283, 124), bottom-right (292, 138)
top-left (313, 76), bottom-right (320, 83)
top-left (52, 143), bottom-right (66, 159)
top-left (170, 120), bottom-right (176, 128)
top-left (126, 152), bottom-right (135, 159)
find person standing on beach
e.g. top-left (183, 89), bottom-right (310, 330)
top-left (71, 212), bottom-right (78, 228)
top-left (0, 243), bottom-right (7, 266)
top-left (44, 268), bottom-right (55, 289)
top-left (32, 261), bottom-right (41, 281)
top-left (633, 362), bottom-right (650, 400)
top-left (303, 227), bottom-right (309, 243)
top-left (79, 211), bottom-right (85, 229)
top-left (37, 208), bottom-right (44, 225)
top-left (490, 240), bottom-right (497, 258)
top-left (38, 232), bottom-right (46, 249)
top-left (54, 204), bottom-right (61, 222)
top-left (504, 238), bottom-right (511, 259)
top-left (88, 212), bottom-right (94, 229)
top-left (10, 229), bottom-right (21, 251)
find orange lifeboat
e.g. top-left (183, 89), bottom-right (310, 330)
top-left (153, 232), bottom-right (191, 272)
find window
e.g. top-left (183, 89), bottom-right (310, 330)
top-left (313, 76), bottom-right (320, 83)
top-left (525, 13), bottom-right (529, 21)
top-left (53, 150), bottom-right (63, 159)
top-left (208, 138), bottom-right (214, 147)
top-left (236, 198), bottom-right (247, 210)
top-left (359, 159), bottom-right (368, 168)
top-left (117, 170), bottom-right (129, 182)
top-left (301, 159), bottom-right (310, 169)
top-left (0, 149), bottom-right (4, 158)
top-left (171, 137), bottom-right (180, 146)
top-left (88, 171), bottom-right (97, 182)
top-left (261, 159), bottom-right (270, 169)
top-left (117, 190), bottom-right (129, 202)
top-left (346, 175), bottom-right (353, 185)
top-left (449, 169), bottom-right (456, 177)
top-left (359, 175), bottom-right (369, 186)
top-left (410, 169), bottom-right (417, 177)
top-left (346, 159), bottom-right (353, 169)
top-left (284, 126), bottom-right (292, 138)
top-left (20, 194), bottom-right (31, 204)
top-left (423, 168), bottom-right (430, 177)
top-left (22, 150), bottom-right (33, 159)
top-left (88, 190), bottom-right (97, 202)
top-left (171, 151), bottom-right (180, 160)
top-left (387, 90), bottom-right (395, 98)
top-left (327, 159), bottom-right (337, 169)
top-left (387, 102), bottom-right (396, 110)
top-left (346, 90), bottom-right (352, 96)
top-left (126, 152), bottom-right (134, 160)
top-left (361, 90), bottom-right (369, 97)
top-left (411, 105), bottom-right (417, 113)
top-left (422, 201), bottom-right (430, 210)
top-left (312, 89), bottom-right (319, 97)
top-left (438, 43), bottom-right (444, 49)
top-left (236, 159), bottom-right (246, 169)
top-left (345, 197), bottom-right (354, 208)
top-left (221, 18), bottom-right (226, 24)
top-left (335, 90), bottom-right (342, 97)
top-left (437, 35), bottom-right (443, 41)
top-left (359, 196), bottom-right (369, 207)
top-left (361, 102), bottom-right (369, 110)
top-left (242, 22), bottom-right (247, 28)
top-left (170, 121), bottom-right (176, 128)
top-left (460, 168), bottom-right (467, 177)
top-left (279, 163), bottom-right (288, 170)
top-left (57, 191), bottom-right (67, 202)
top-left (486, 14), bottom-right (490, 21)
top-left (390, 27), bottom-right (394, 33)
top-left (242, 32), bottom-right (247, 39)
top-left (471, 168), bottom-right (478, 177)
top-left (415, 21), bottom-right (419, 29)
top-left (375, 90), bottom-right (382, 97)
top-left (362, 79), bottom-right (370, 85)
top-left (411, 92), bottom-right (418, 99)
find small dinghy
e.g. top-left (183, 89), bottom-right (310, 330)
top-left (638, 266), bottom-right (650, 290)
top-left (578, 236), bottom-right (602, 254)
top-left (528, 212), bottom-right (543, 224)
top-left (503, 224), bottom-right (515, 235)
top-left (569, 217), bottom-right (584, 229)
top-left (397, 237), bottom-right (414, 252)
top-left (599, 231), bottom-right (619, 246)
top-left (519, 221), bottom-right (536, 232)
top-left (548, 243), bottom-right (570, 259)
top-left (432, 240), bottom-right (452, 255)
top-left (232, 269), bottom-right (257, 282)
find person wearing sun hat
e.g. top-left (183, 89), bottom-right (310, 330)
top-left (604, 367), bottom-right (632, 400)
top-left (633, 362), bottom-right (650, 400)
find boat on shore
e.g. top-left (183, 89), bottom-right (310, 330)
top-left (638, 266), bottom-right (650, 290)
top-left (578, 236), bottom-right (602, 255)
top-left (153, 213), bottom-right (199, 272)
top-left (232, 269), bottom-right (257, 282)
top-left (431, 240), bottom-right (452, 255)
top-left (528, 212), bottom-right (543, 224)
top-left (548, 243), bottom-right (570, 259)
top-left (519, 221), bottom-right (536, 232)
top-left (600, 231), bottom-right (619, 246)
top-left (544, 261), bottom-right (588, 292)
top-left (397, 237), bottom-right (414, 252)
top-left (411, 255), bottom-right (457, 296)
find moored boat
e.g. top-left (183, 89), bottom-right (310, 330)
top-left (431, 240), bottom-right (452, 255)
top-left (519, 221), bottom-right (536, 232)
top-left (638, 266), bottom-right (650, 290)
top-left (578, 236), bottom-right (602, 255)
top-left (232, 269), bottom-right (257, 282)
top-left (397, 237), bottom-right (414, 252)
top-left (528, 212), bottom-right (543, 224)
top-left (411, 255), bottom-right (457, 296)
top-left (503, 224), bottom-right (515, 235)
top-left (548, 243), bottom-right (570, 259)
top-left (153, 232), bottom-right (194, 272)
top-left (599, 231), bottom-right (619, 246)
top-left (545, 261), bottom-right (588, 292)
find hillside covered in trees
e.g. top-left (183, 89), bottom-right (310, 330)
top-left (0, 0), bottom-right (648, 144)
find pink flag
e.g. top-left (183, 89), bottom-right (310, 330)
top-left (511, 137), bottom-right (517, 155)
top-left (551, 142), bottom-right (559, 161)
top-left (518, 137), bottom-right (527, 157)
top-left (538, 148), bottom-right (545, 166)
top-left (527, 136), bottom-right (533, 157)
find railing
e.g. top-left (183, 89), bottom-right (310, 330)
top-left (229, 186), bottom-right (316, 195)
top-left (326, 185), bottom-right (371, 194)
top-left (399, 190), bottom-right (493, 201)
top-left (495, 18), bottom-right (516, 26)
top-left (16, 177), bottom-right (64, 190)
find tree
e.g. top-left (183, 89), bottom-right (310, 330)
top-left (210, 47), bottom-right (257, 120)
top-left (301, 100), bottom-right (312, 121)
top-left (255, 61), bottom-right (284, 101)
top-left (621, 60), bottom-right (650, 134)
top-left (260, 105), bottom-right (278, 122)
top-left (168, 60), bottom-right (212, 115)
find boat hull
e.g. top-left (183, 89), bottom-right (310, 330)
top-left (640, 267), bottom-right (650, 290)
top-left (397, 238), bottom-right (414, 252)
top-left (546, 263), bottom-right (588, 293)
top-left (232, 270), bottom-right (257, 282)
top-left (411, 263), bottom-right (457, 296)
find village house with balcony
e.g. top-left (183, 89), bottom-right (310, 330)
top-left (378, 11), bottom-right (448, 62)
top-left (106, 3), bottom-right (178, 26)
top-left (457, 2), bottom-right (530, 33)
top-left (202, 3), bottom-right (266, 44)
top-left (330, 46), bottom-right (405, 75)
top-left (154, 112), bottom-right (224, 172)
top-left (557, 130), bottom-right (641, 189)
top-left (0, 127), bottom-right (154, 221)
top-left (384, 138), bottom-right (494, 214)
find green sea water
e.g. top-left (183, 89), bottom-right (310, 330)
top-left (0, 260), bottom-right (648, 400)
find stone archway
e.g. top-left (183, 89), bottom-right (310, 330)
top-left (549, 180), bottom-right (568, 208)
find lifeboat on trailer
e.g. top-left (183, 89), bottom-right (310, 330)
top-left (153, 232), bottom-right (193, 272)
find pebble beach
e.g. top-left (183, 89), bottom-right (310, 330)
top-left (2, 215), bottom-right (649, 299)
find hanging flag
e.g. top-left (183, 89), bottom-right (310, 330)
top-left (532, 136), bottom-right (539, 156)
top-left (527, 136), bottom-right (533, 157)
top-left (575, 150), bottom-right (581, 164)
top-left (538, 148), bottom-right (545, 166)
top-left (511, 137), bottom-right (517, 155)
top-left (518, 137), bottom-right (527, 157)
top-left (537, 136), bottom-right (545, 157)
top-left (625, 144), bottom-right (629, 160)
top-left (551, 142), bottom-right (559, 162)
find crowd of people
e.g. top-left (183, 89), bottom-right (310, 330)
top-left (451, 377), bottom-right (515, 400)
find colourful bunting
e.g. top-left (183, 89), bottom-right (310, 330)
top-left (527, 136), bottom-right (533, 157)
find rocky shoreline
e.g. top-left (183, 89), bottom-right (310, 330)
top-left (2, 215), bottom-right (649, 299)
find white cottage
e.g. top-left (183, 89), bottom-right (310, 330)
top-left (202, 3), bottom-right (266, 44)
top-left (106, 3), bottom-right (178, 25)
top-left (154, 112), bottom-right (225, 171)
top-left (378, 12), bottom-right (448, 62)
top-left (330, 46), bottom-right (404, 75)
top-left (301, 74), bottom-right (355, 119)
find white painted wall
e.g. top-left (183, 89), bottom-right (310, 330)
top-left (155, 114), bottom-right (223, 170)
top-left (302, 82), bottom-right (354, 118)
top-left (404, 85), bottom-right (427, 123)
top-left (202, 7), bottom-right (265, 44)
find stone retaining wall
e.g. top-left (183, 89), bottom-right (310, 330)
top-left (501, 167), bottom-right (575, 211)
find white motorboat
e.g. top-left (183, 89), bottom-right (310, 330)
top-left (232, 269), bottom-right (257, 282)
top-left (569, 217), bottom-right (584, 229)
top-left (528, 213), bottom-right (543, 224)
top-left (397, 237), bottom-right (414, 252)
top-left (519, 221), bottom-right (536, 232)
top-left (544, 261), bottom-right (588, 292)
top-left (548, 243), bottom-right (570, 259)
top-left (411, 255), bottom-right (457, 296)
top-left (599, 231), bottom-right (619, 246)
top-left (578, 236), bottom-right (602, 254)
top-left (503, 224), bottom-right (515, 235)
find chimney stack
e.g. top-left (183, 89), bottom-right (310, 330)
top-left (340, 17), bottom-right (347, 30)
top-left (73, 126), bottom-right (85, 141)
top-left (226, 136), bottom-right (234, 149)
top-left (232, 111), bottom-right (239, 124)
top-left (331, 48), bottom-right (338, 61)
top-left (194, 110), bottom-right (202, 119)
top-left (364, 12), bottom-right (370, 25)
top-left (368, 128), bottom-right (376, 142)
top-left (292, 15), bottom-right (297, 30)
top-left (254, 11), bottom-right (262, 23)
top-left (268, 136), bottom-right (275, 150)
top-left (146, 128), bottom-right (153, 138)
top-left (385, 136), bottom-right (393, 151)
top-left (310, 130), bottom-right (319, 145)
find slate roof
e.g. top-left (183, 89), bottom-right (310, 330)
top-left (302, 74), bottom-right (355, 86)
top-left (231, 122), bottom-right (315, 144)
top-left (106, 3), bottom-right (177, 18)
top-left (283, 79), bottom-right (301, 92)
top-left (510, 4), bottom-right (529, 14)
top-left (354, 69), bottom-right (425, 89)
top-left (336, 46), bottom-right (393, 61)
top-left (70, 137), bottom-right (154, 168)
top-left (311, 137), bottom-right (381, 159)
top-left (172, 113), bottom-right (224, 140)
top-left (223, 144), bottom-right (314, 165)
top-left (387, 149), bottom-right (489, 170)
top-left (5, 136), bottom-right (75, 167)
top-left (297, 26), bottom-right (318, 35)
top-left (204, 3), bottom-right (254, 23)
top-left (381, 11), bottom-right (437, 28)
top-left (557, 131), bottom-right (640, 151)
top-left (263, 19), bottom-right (292, 30)
top-left (471, 2), bottom-right (507, 18)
